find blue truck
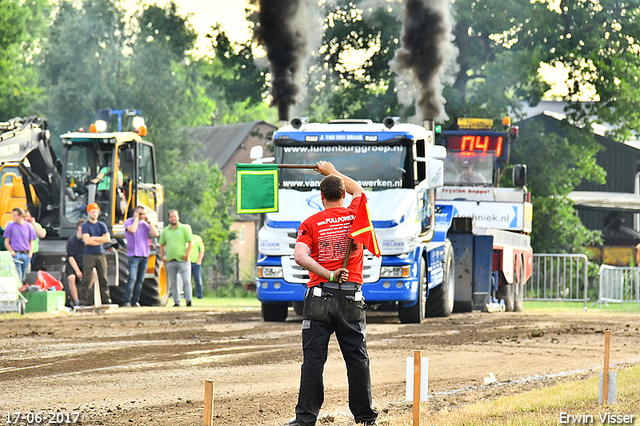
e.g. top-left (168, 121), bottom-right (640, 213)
top-left (253, 118), bottom-right (455, 323)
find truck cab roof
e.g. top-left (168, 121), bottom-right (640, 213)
top-left (275, 121), bottom-right (432, 143)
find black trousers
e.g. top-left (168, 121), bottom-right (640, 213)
top-left (295, 286), bottom-right (378, 426)
top-left (79, 253), bottom-right (110, 305)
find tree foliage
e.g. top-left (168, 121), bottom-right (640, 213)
top-left (512, 118), bottom-right (605, 253)
top-left (33, 0), bottom-right (245, 286)
top-left (0, 0), bottom-right (51, 119)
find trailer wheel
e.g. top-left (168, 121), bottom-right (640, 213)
top-left (497, 282), bottom-right (515, 312)
top-left (262, 302), bottom-right (288, 322)
top-left (293, 301), bottom-right (304, 316)
top-left (398, 258), bottom-right (426, 324)
top-left (427, 240), bottom-right (455, 317)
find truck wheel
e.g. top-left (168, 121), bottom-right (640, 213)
top-left (139, 257), bottom-right (169, 307)
top-left (293, 301), bottom-right (304, 316)
top-left (514, 263), bottom-right (525, 312)
top-left (398, 258), bottom-right (426, 324)
top-left (262, 302), bottom-right (288, 322)
top-left (427, 240), bottom-right (455, 317)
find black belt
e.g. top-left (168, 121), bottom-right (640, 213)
top-left (16, 250), bottom-right (28, 254)
top-left (320, 282), bottom-right (361, 291)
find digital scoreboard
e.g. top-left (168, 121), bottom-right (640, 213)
top-left (444, 134), bottom-right (504, 157)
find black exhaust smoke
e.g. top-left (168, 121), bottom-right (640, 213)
top-left (255, 0), bottom-right (309, 122)
top-left (392, 0), bottom-right (458, 122)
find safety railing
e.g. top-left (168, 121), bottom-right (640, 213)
top-left (525, 254), bottom-right (589, 309)
top-left (595, 265), bottom-right (640, 307)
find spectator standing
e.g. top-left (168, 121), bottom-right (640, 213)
top-left (121, 206), bottom-right (159, 307)
top-left (66, 220), bottom-right (85, 307)
top-left (3, 208), bottom-right (36, 282)
top-left (24, 207), bottom-right (46, 268)
top-left (159, 210), bottom-right (193, 307)
top-left (190, 234), bottom-right (205, 299)
top-left (79, 203), bottom-right (111, 305)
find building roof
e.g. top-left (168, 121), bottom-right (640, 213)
top-left (518, 100), bottom-right (640, 149)
top-left (185, 121), bottom-right (276, 168)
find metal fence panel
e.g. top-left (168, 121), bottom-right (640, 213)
top-left (526, 254), bottom-right (589, 308)
top-left (596, 265), bottom-right (640, 306)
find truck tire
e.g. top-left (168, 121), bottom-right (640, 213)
top-left (293, 301), bottom-right (304, 316)
top-left (262, 302), bottom-right (288, 321)
top-left (427, 240), bottom-right (455, 317)
top-left (398, 257), bottom-right (427, 324)
top-left (139, 257), bottom-right (169, 307)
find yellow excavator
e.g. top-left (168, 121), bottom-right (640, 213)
top-left (0, 116), bottom-right (169, 306)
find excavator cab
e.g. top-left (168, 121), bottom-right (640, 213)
top-left (59, 132), bottom-right (164, 238)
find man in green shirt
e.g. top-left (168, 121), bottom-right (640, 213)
top-left (92, 157), bottom-right (124, 200)
top-left (159, 210), bottom-right (193, 307)
top-left (189, 234), bottom-right (205, 299)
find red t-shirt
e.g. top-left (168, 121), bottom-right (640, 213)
top-left (296, 194), bottom-right (364, 287)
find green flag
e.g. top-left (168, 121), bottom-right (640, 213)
top-left (236, 163), bottom-right (279, 213)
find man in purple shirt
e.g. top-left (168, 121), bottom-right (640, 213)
top-left (4, 207), bottom-right (36, 282)
top-left (121, 206), bottom-right (159, 307)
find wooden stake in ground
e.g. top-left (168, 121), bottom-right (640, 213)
top-left (413, 350), bottom-right (421, 426)
top-left (204, 380), bottom-right (214, 426)
top-left (602, 330), bottom-right (611, 404)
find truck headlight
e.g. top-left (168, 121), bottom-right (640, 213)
top-left (257, 266), bottom-right (283, 278)
top-left (380, 265), bottom-right (411, 278)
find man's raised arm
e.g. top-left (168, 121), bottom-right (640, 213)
top-left (315, 161), bottom-right (364, 198)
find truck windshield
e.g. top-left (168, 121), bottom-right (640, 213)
top-left (444, 152), bottom-right (495, 186)
top-left (277, 144), bottom-right (408, 190)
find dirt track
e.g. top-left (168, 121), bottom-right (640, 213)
top-left (1, 307), bottom-right (639, 425)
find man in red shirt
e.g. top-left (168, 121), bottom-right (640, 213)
top-left (290, 161), bottom-right (377, 426)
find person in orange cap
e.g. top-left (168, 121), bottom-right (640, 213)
top-left (78, 202), bottom-right (111, 305)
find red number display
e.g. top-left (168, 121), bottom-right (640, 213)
top-left (445, 134), bottom-right (504, 157)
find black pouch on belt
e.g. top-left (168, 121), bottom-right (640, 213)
top-left (304, 287), bottom-right (331, 321)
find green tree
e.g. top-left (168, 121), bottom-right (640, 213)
top-left (196, 25), bottom-right (275, 124)
top-left (0, 0), bottom-right (51, 119)
top-left (36, 0), bottom-right (126, 135)
top-left (513, 118), bottom-right (605, 253)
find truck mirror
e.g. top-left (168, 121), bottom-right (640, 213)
top-left (430, 145), bottom-right (447, 160)
top-left (250, 146), bottom-right (264, 160)
top-left (513, 164), bottom-right (527, 187)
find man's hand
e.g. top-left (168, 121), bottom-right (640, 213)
top-left (333, 267), bottom-right (349, 283)
top-left (315, 161), bottom-right (337, 176)
top-left (77, 271), bottom-right (83, 280)
top-left (181, 254), bottom-right (189, 261)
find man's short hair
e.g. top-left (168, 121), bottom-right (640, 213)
top-left (76, 219), bottom-right (86, 229)
top-left (12, 207), bottom-right (24, 216)
top-left (168, 209), bottom-right (179, 215)
top-left (134, 205), bottom-right (145, 213)
top-left (320, 175), bottom-right (345, 202)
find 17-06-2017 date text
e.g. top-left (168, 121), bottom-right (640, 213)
top-left (5, 412), bottom-right (81, 425)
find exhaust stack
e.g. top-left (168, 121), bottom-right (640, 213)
top-left (423, 119), bottom-right (435, 131)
